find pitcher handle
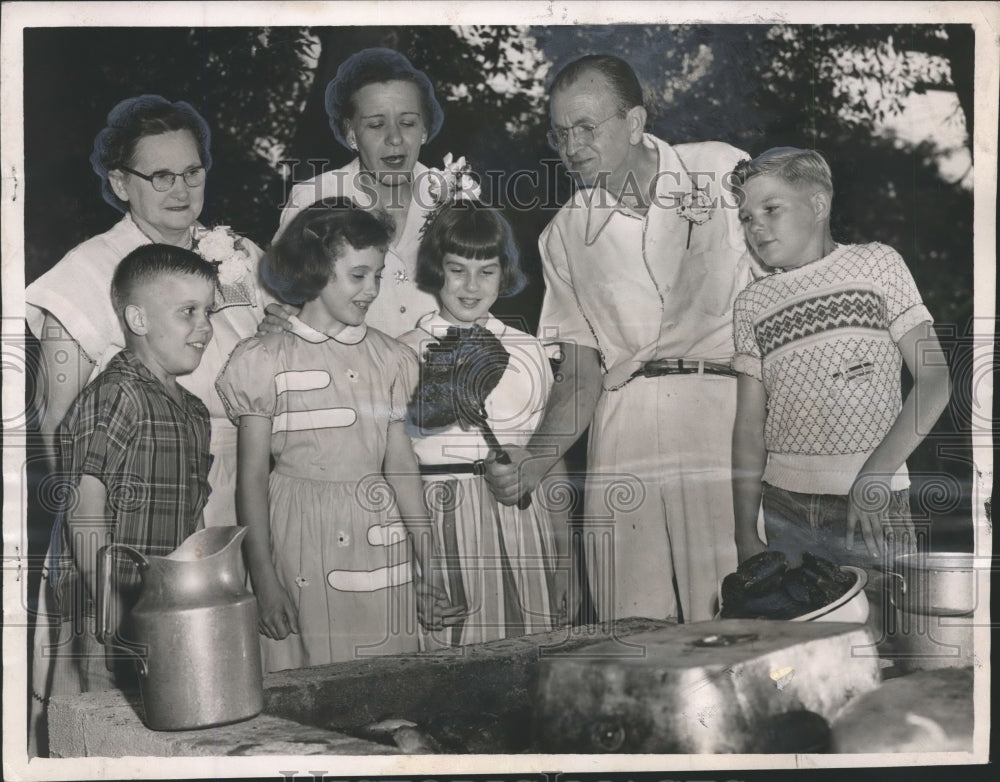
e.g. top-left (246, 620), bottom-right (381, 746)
top-left (96, 543), bottom-right (149, 676)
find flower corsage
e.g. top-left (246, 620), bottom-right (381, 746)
top-left (192, 225), bottom-right (257, 309)
top-left (676, 188), bottom-right (713, 249)
top-left (420, 153), bottom-right (482, 239)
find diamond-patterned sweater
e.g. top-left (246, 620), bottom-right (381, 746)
top-left (732, 243), bottom-right (932, 494)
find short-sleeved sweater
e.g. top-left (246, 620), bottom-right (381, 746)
top-left (732, 242), bottom-right (932, 495)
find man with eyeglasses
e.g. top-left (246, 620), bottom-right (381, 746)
top-left (486, 54), bottom-right (758, 624)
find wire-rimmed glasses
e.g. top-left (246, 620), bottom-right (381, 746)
top-left (120, 165), bottom-right (207, 191)
top-left (546, 111), bottom-right (624, 150)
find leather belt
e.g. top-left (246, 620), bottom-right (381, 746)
top-left (419, 461), bottom-right (486, 476)
top-left (633, 358), bottom-right (737, 379)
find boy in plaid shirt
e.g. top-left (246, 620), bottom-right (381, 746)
top-left (32, 244), bottom-right (216, 734)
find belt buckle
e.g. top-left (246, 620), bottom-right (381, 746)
top-left (472, 459), bottom-right (486, 476)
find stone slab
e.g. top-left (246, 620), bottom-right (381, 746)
top-left (48, 618), bottom-right (671, 757)
top-left (533, 619), bottom-right (883, 753)
top-left (263, 618), bottom-right (672, 739)
top-left (830, 666), bottom-right (974, 752)
top-left (47, 688), bottom-right (396, 758)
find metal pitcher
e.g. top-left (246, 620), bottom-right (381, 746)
top-left (97, 526), bottom-right (263, 730)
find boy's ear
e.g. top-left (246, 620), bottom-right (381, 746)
top-left (123, 303), bottom-right (147, 336)
top-left (811, 190), bottom-right (832, 221)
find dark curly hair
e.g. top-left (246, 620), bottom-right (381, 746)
top-left (324, 47), bottom-right (444, 150)
top-left (261, 197), bottom-right (394, 306)
top-left (416, 201), bottom-right (526, 299)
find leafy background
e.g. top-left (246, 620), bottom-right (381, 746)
top-left (23, 24), bottom-right (979, 551)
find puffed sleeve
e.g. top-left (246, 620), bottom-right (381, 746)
top-left (388, 341), bottom-right (420, 423)
top-left (215, 336), bottom-right (280, 423)
top-left (731, 286), bottom-right (763, 381)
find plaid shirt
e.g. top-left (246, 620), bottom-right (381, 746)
top-left (50, 349), bottom-right (211, 616)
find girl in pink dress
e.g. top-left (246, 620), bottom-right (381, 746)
top-left (217, 199), bottom-right (458, 672)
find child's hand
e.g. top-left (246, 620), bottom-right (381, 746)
top-left (256, 303), bottom-right (299, 337)
top-left (255, 581), bottom-right (300, 640)
top-left (736, 534), bottom-right (768, 565)
top-left (414, 574), bottom-right (465, 632)
top-left (847, 473), bottom-right (915, 561)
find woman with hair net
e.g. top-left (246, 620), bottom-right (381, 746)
top-left (272, 47), bottom-right (448, 337)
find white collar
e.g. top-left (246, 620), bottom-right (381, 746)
top-left (583, 133), bottom-right (695, 245)
top-left (414, 310), bottom-right (508, 340)
top-left (287, 314), bottom-right (368, 345)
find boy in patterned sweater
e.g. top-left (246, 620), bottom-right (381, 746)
top-left (729, 147), bottom-right (951, 573)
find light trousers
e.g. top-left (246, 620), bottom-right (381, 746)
top-left (583, 373), bottom-right (739, 623)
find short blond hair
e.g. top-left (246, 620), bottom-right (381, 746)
top-left (732, 147), bottom-right (834, 200)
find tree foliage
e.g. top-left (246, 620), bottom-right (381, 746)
top-left (26, 23), bottom-right (972, 281)
top-left (756, 25), bottom-right (964, 140)
top-left (22, 21), bottom-right (978, 537)
top-left (23, 26), bottom-right (318, 278)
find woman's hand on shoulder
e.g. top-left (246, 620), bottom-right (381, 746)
top-left (256, 302), bottom-right (300, 337)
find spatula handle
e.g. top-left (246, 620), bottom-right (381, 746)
top-left (479, 422), bottom-right (532, 510)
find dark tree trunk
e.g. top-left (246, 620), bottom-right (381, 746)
top-left (942, 24), bottom-right (975, 153)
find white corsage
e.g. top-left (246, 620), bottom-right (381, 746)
top-left (192, 225), bottom-right (257, 309)
top-left (193, 225), bottom-right (252, 284)
top-left (427, 153), bottom-right (482, 204)
top-left (676, 189), bottom-right (713, 248)
top-left (420, 153), bottom-right (482, 239)
top-left (677, 189), bottom-right (713, 225)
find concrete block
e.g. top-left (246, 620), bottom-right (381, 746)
top-left (49, 619), bottom-right (669, 757)
top-left (534, 619), bottom-right (882, 753)
top-left (831, 666), bottom-right (974, 752)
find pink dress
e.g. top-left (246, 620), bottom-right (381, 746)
top-left (216, 316), bottom-right (419, 671)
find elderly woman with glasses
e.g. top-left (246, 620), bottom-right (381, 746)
top-left (25, 94), bottom-right (268, 529)
top-left (271, 47), bottom-right (446, 338)
top-left (27, 94), bottom-right (272, 757)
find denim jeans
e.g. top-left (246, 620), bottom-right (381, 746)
top-left (762, 482), bottom-right (912, 570)
top-left (762, 483), bottom-right (914, 649)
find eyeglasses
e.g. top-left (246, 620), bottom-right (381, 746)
top-left (120, 165), bottom-right (206, 192)
top-left (546, 112), bottom-right (624, 150)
